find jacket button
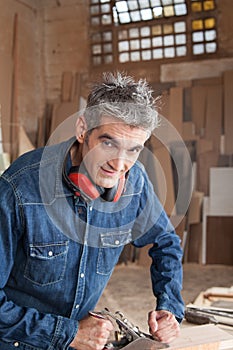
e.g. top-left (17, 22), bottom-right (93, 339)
top-left (14, 342), bottom-right (20, 347)
top-left (115, 240), bottom-right (120, 245)
top-left (48, 251), bottom-right (53, 256)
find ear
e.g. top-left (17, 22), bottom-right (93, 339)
top-left (75, 116), bottom-right (87, 143)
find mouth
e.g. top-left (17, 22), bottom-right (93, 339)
top-left (100, 166), bottom-right (118, 177)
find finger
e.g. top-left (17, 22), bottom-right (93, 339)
top-left (152, 319), bottom-right (180, 343)
top-left (148, 310), bottom-right (158, 333)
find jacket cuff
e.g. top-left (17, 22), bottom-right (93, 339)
top-left (156, 292), bottom-right (184, 323)
top-left (49, 316), bottom-right (79, 350)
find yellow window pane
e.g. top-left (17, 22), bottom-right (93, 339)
top-left (191, 2), bottom-right (202, 12)
top-left (164, 24), bottom-right (173, 34)
top-left (164, 5), bottom-right (174, 17)
top-left (205, 17), bottom-right (215, 29)
top-left (192, 20), bottom-right (203, 30)
top-left (204, 0), bottom-right (215, 11)
top-left (152, 25), bottom-right (162, 36)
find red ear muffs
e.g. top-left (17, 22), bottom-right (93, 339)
top-left (68, 168), bottom-right (126, 202)
top-left (68, 172), bottom-right (100, 200)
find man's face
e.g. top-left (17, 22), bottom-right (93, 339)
top-left (78, 116), bottom-right (149, 189)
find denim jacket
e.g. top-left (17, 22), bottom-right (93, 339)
top-left (0, 137), bottom-right (184, 349)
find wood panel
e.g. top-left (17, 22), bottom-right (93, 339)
top-left (223, 70), bottom-right (233, 154)
top-left (206, 216), bottom-right (233, 265)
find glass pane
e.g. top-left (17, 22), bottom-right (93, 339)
top-left (90, 5), bottom-right (99, 15)
top-left (193, 43), bottom-right (204, 54)
top-left (139, 0), bottom-right (150, 8)
top-left (175, 34), bottom-right (186, 44)
top-left (175, 4), bottom-right (187, 16)
top-left (118, 30), bottom-right (128, 40)
top-left (102, 14), bottom-right (112, 24)
top-left (103, 31), bottom-right (112, 41)
top-left (101, 4), bottom-right (110, 13)
top-left (129, 28), bottom-right (139, 38)
top-left (130, 39), bottom-right (140, 49)
top-left (204, 0), bottom-right (215, 11)
top-left (118, 40), bottom-right (129, 51)
top-left (206, 42), bottom-right (216, 52)
top-left (205, 17), bottom-right (215, 29)
top-left (191, 2), bottom-right (202, 12)
top-left (92, 33), bottom-right (101, 42)
top-left (153, 6), bottom-right (163, 18)
top-left (174, 21), bottom-right (186, 33)
top-left (91, 17), bottom-right (100, 26)
top-left (119, 52), bottom-right (129, 62)
top-left (92, 44), bottom-right (102, 54)
top-left (205, 29), bottom-right (216, 41)
top-left (164, 35), bottom-right (174, 46)
top-left (142, 50), bottom-right (152, 60)
top-left (131, 51), bottom-right (140, 61)
top-left (151, 0), bottom-right (162, 6)
top-left (153, 48), bottom-right (163, 59)
top-left (141, 8), bottom-right (153, 20)
top-left (93, 56), bottom-right (101, 65)
top-left (128, 0), bottom-right (138, 10)
top-left (91, 0), bottom-right (99, 4)
top-left (192, 19), bottom-right (203, 30)
top-left (100, 0), bottom-right (111, 3)
top-left (176, 45), bottom-right (186, 56)
top-left (103, 43), bottom-right (112, 53)
top-left (116, 1), bottom-right (128, 12)
top-left (104, 54), bottom-right (113, 64)
top-left (152, 36), bottom-right (163, 46)
top-left (119, 12), bottom-right (131, 23)
top-left (130, 11), bottom-right (141, 21)
top-left (164, 5), bottom-right (175, 17)
top-left (141, 38), bottom-right (151, 48)
top-left (164, 47), bottom-right (175, 57)
top-left (141, 26), bottom-right (150, 37)
top-left (192, 31), bottom-right (204, 42)
top-left (162, 0), bottom-right (173, 5)
top-left (152, 25), bottom-right (162, 35)
top-left (164, 24), bottom-right (173, 34)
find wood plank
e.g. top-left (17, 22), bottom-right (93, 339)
top-left (191, 86), bottom-right (207, 136)
top-left (168, 87), bottom-right (183, 137)
top-left (61, 71), bottom-right (73, 102)
top-left (169, 324), bottom-right (233, 350)
top-left (205, 85), bottom-right (223, 153)
top-left (196, 150), bottom-right (219, 195)
top-left (0, 57), bottom-right (12, 154)
top-left (152, 146), bottom-right (176, 216)
top-left (223, 70), bottom-right (233, 154)
top-left (206, 216), bottom-right (233, 265)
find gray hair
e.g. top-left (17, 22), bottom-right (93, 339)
top-left (84, 71), bottom-right (160, 134)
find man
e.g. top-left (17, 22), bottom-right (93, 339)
top-left (0, 72), bottom-right (184, 350)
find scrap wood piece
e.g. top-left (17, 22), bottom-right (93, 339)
top-left (169, 324), bottom-right (233, 350)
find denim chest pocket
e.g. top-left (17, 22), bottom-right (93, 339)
top-left (97, 230), bottom-right (132, 275)
top-left (24, 242), bottom-right (68, 286)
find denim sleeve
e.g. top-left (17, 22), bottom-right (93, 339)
top-left (0, 177), bottom-right (78, 349)
top-left (132, 176), bottom-right (185, 323)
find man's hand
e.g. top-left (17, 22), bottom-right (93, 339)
top-left (148, 310), bottom-right (180, 344)
top-left (69, 314), bottom-right (113, 350)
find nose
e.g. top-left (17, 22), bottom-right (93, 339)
top-left (108, 157), bottom-right (126, 172)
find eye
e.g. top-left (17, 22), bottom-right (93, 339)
top-left (129, 146), bottom-right (143, 154)
top-left (102, 140), bottom-right (114, 148)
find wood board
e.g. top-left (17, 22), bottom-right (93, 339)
top-left (169, 324), bottom-right (233, 350)
top-left (223, 70), bottom-right (233, 155)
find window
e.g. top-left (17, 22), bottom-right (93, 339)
top-left (90, 0), bottom-right (218, 66)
